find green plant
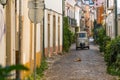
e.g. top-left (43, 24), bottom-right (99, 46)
top-left (107, 64), bottom-right (120, 76)
top-left (63, 17), bottom-right (74, 52)
top-left (36, 58), bottom-right (48, 77)
top-left (27, 58), bottom-right (48, 80)
top-left (0, 64), bottom-right (29, 80)
top-left (95, 27), bottom-right (111, 52)
top-left (105, 36), bottom-right (120, 76)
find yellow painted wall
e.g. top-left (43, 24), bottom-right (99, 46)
top-left (21, 52), bottom-right (42, 79)
top-left (20, 0), bottom-right (42, 79)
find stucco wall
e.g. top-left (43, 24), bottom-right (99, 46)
top-left (44, 0), bottom-right (63, 56)
top-left (11, 0), bottom-right (16, 65)
top-left (75, 7), bottom-right (80, 27)
top-left (45, 0), bottom-right (62, 14)
top-left (22, 0), bottom-right (31, 64)
top-left (118, 20), bottom-right (120, 36)
top-left (106, 13), bottom-right (115, 39)
top-left (21, 0), bottom-right (42, 65)
top-left (65, 0), bottom-right (76, 19)
top-left (44, 9), bottom-right (63, 56)
top-left (18, 0), bottom-right (42, 78)
top-left (0, 5), bottom-right (6, 66)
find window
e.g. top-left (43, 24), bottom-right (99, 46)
top-left (79, 33), bottom-right (86, 38)
top-left (107, 0), bottom-right (114, 9)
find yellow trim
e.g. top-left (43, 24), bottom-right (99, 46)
top-left (21, 52), bottom-right (42, 79)
top-left (29, 22), bottom-right (33, 73)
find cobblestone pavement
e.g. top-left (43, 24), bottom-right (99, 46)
top-left (42, 43), bottom-right (117, 80)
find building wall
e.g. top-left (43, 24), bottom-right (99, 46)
top-left (14, 0), bottom-right (42, 78)
top-left (11, 0), bottom-right (16, 66)
top-left (84, 5), bottom-right (91, 36)
top-left (97, 6), bottom-right (104, 24)
top-left (44, 9), bottom-right (63, 57)
top-left (106, 13), bottom-right (115, 39)
top-left (118, 19), bottom-right (120, 36)
top-left (0, 0), bottom-right (63, 79)
top-left (0, 4), bottom-right (6, 66)
top-left (45, 0), bottom-right (62, 14)
top-left (75, 6), bottom-right (80, 27)
top-left (85, 5), bottom-right (90, 22)
top-left (102, 0), bottom-right (116, 39)
top-left (5, 0), bottom-right (16, 66)
top-left (65, 0), bottom-right (76, 19)
top-left (44, 0), bottom-right (63, 57)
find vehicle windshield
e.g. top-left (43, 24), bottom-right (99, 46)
top-left (79, 33), bottom-right (86, 38)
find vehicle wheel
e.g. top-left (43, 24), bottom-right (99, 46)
top-left (88, 46), bottom-right (90, 49)
top-left (76, 47), bottom-right (78, 50)
top-left (81, 46), bottom-right (84, 49)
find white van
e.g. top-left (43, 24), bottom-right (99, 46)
top-left (76, 31), bottom-right (89, 50)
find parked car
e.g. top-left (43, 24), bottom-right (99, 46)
top-left (76, 31), bottom-right (89, 50)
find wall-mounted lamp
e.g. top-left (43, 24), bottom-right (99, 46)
top-left (0, 0), bottom-right (8, 7)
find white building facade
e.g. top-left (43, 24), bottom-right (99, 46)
top-left (64, 0), bottom-right (77, 32)
top-left (0, 0), bottom-right (63, 79)
top-left (0, 4), bottom-right (6, 66)
top-left (44, 0), bottom-right (63, 57)
top-left (105, 0), bottom-right (115, 39)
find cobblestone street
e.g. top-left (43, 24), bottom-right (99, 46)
top-left (42, 43), bottom-right (117, 80)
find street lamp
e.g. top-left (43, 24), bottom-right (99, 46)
top-left (0, 0), bottom-right (8, 7)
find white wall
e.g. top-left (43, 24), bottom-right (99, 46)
top-left (44, 10), bottom-right (48, 48)
top-left (0, 5), bottom-right (6, 66)
top-left (11, 0), bottom-right (16, 65)
top-left (59, 15), bottom-right (63, 46)
top-left (75, 7), bottom-right (80, 27)
top-left (45, 0), bottom-right (62, 14)
top-left (21, 0), bottom-right (42, 64)
top-left (44, 10), bottom-right (63, 48)
top-left (65, 0), bottom-right (76, 19)
top-left (36, 23), bottom-right (41, 52)
top-left (44, 0), bottom-right (63, 49)
top-left (0, 35), bottom-right (6, 66)
top-left (22, 0), bottom-right (31, 63)
top-left (66, 0), bottom-right (76, 7)
top-left (106, 13), bottom-right (115, 39)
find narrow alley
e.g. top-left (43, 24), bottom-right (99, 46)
top-left (42, 42), bottom-right (117, 80)
top-left (1, 0), bottom-right (120, 79)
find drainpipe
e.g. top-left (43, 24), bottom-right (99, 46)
top-left (62, 0), bottom-right (64, 52)
top-left (114, 0), bottom-right (117, 37)
top-left (17, 0), bottom-right (22, 79)
top-left (104, 0), bottom-right (106, 32)
top-left (33, 0), bottom-right (37, 79)
top-left (74, 3), bottom-right (76, 27)
top-left (15, 0), bottom-right (18, 79)
top-left (42, 3), bottom-right (45, 57)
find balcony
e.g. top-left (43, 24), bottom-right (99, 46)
top-left (68, 17), bottom-right (77, 27)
